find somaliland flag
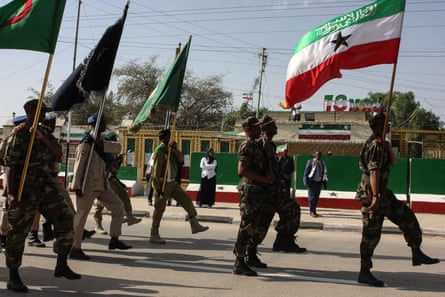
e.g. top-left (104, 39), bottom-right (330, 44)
top-left (283, 0), bottom-right (405, 108)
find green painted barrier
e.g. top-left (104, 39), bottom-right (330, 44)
top-left (410, 158), bottom-right (445, 194)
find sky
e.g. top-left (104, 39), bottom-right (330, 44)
top-left (0, 0), bottom-right (444, 126)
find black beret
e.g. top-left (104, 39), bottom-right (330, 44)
top-left (157, 129), bottom-right (171, 138)
top-left (242, 116), bottom-right (262, 129)
top-left (369, 113), bottom-right (385, 129)
top-left (23, 99), bottom-right (51, 113)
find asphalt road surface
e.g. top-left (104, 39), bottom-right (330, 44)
top-left (0, 216), bottom-right (444, 296)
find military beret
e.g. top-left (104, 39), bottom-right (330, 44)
top-left (23, 99), bottom-right (51, 114)
top-left (87, 112), bottom-right (106, 124)
top-left (242, 116), bottom-right (262, 129)
top-left (13, 115), bottom-right (27, 125)
top-left (157, 128), bottom-right (171, 138)
top-left (369, 113), bottom-right (385, 130)
top-left (261, 115), bottom-right (275, 126)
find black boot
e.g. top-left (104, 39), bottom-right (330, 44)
top-left (28, 230), bottom-right (46, 247)
top-left (42, 221), bottom-right (54, 242)
top-left (54, 254), bottom-right (82, 279)
top-left (109, 237), bottom-right (132, 250)
top-left (7, 268), bottom-right (28, 292)
top-left (358, 268), bottom-right (384, 287)
top-left (272, 232), bottom-right (285, 252)
top-left (273, 232), bottom-right (307, 253)
top-left (233, 257), bottom-right (257, 276)
top-left (412, 247), bottom-right (440, 266)
top-left (0, 234), bottom-right (6, 249)
top-left (245, 247), bottom-right (267, 268)
top-left (82, 229), bottom-right (96, 240)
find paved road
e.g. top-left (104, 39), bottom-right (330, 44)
top-left (0, 211), bottom-right (443, 297)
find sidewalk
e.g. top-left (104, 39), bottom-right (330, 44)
top-left (128, 196), bottom-right (445, 237)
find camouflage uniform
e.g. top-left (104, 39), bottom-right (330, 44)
top-left (356, 134), bottom-right (422, 270)
top-left (233, 139), bottom-right (271, 257)
top-left (4, 121), bottom-right (74, 269)
top-left (251, 138), bottom-right (301, 250)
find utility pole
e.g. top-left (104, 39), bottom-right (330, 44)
top-left (256, 48), bottom-right (267, 118)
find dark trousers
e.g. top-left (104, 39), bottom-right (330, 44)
top-left (307, 180), bottom-right (322, 214)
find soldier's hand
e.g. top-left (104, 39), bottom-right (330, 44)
top-left (75, 189), bottom-right (83, 197)
top-left (7, 194), bottom-right (19, 209)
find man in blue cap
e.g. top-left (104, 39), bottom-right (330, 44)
top-left (70, 112), bottom-right (131, 260)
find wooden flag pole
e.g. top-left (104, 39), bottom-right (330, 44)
top-left (17, 54), bottom-right (55, 202)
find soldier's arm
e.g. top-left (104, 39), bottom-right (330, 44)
top-left (35, 129), bottom-right (63, 159)
top-left (6, 165), bottom-right (18, 208)
top-left (238, 160), bottom-right (274, 184)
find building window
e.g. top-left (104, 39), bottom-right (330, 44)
top-left (221, 141), bottom-right (229, 152)
top-left (201, 140), bottom-right (210, 152)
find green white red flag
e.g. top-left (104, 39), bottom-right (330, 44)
top-left (242, 92), bottom-right (253, 100)
top-left (283, 0), bottom-right (406, 109)
top-left (0, 0), bottom-right (66, 53)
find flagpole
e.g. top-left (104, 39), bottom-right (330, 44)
top-left (17, 54), bottom-right (55, 202)
top-left (161, 37), bottom-right (188, 192)
top-left (64, 0), bottom-right (82, 188)
top-left (80, 92), bottom-right (107, 194)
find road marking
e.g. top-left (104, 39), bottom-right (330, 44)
top-left (136, 259), bottom-right (357, 285)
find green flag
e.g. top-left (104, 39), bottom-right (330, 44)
top-left (0, 0), bottom-right (66, 53)
top-left (130, 37), bottom-right (191, 132)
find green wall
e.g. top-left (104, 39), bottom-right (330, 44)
top-left (410, 158), bottom-right (445, 194)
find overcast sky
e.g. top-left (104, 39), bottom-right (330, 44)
top-left (0, 0), bottom-right (444, 126)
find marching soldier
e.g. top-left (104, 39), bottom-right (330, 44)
top-left (356, 112), bottom-right (439, 287)
top-left (4, 100), bottom-right (80, 292)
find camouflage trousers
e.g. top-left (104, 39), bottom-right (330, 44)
top-left (360, 189), bottom-right (422, 269)
top-left (251, 185), bottom-right (301, 248)
top-left (233, 184), bottom-right (274, 257)
top-left (6, 180), bottom-right (74, 269)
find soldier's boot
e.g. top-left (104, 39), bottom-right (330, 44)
top-left (272, 232), bottom-right (286, 252)
top-left (108, 237), bottom-right (132, 250)
top-left (54, 254), bottom-right (82, 280)
top-left (28, 230), bottom-right (46, 247)
top-left (412, 247), bottom-right (440, 266)
top-left (125, 212), bottom-right (142, 226)
top-left (357, 260), bottom-right (384, 287)
top-left (149, 227), bottom-right (166, 244)
top-left (286, 234), bottom-right (307, 253)
top-left (95, 222), bottom-right (108, 235)
top-left (0, 235), bottom-right (6, 249)
top-left (189, 217), bottom-right (209, 234)
top-left (42, 221), bottom-right (54, 242)
top-left (7, 268), bottom-right (28, 292)
top-left (233, 257), bottom-right (257, 276)
top-left (245, 247), bottom-right (267, 268)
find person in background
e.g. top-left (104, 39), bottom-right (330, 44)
top-left (356, 113), bottom-right (439, 287)
top-left (149, 129), bottom-right (209, 244)
top-left (70, 113), bottom-right (131, 261)
top-left (93, 131), bottom-right (142, 234)
top-left (168, 141), bottom-right (184, 207)
top-left (197, 148), bottom-right (217, 208)
top-left (303, 151), bottom-right (328, 218)
top-left (278, 146), bottom-right (294, 198)
top-left (145, 153), bottom-right (155, 206)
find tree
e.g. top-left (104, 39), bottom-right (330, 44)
top-left (178, 73), bottom-right (232, 130)
top-left (369, 91), bottom-right (441, 158)
top-left (368, 91), bottom-right (440, 130)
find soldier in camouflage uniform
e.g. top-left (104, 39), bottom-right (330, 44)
top-left (3, 100), bottom-right (80, 293)
top-left (233, 116), bottom-right (275, 276)
top-left (356, 113), bottom-right (439, 287)
top-left (245, 116), bottom-right (306, 269)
